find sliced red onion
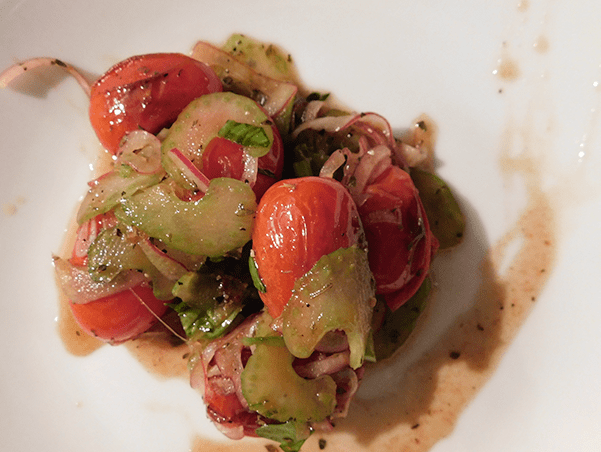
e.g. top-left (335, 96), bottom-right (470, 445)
top-left (191, 315), bottom-right (269, 438)
top-left (352, 113), bottom-right (395, 148)
top-left (292, 111), bottom-right (395, 150)
top-left (116, 130), bottom-right (163, 174)
top-left (196, 315), bottom-right (261, 406)
top-left (320, 142), bottom-right (393, 207)
top-left (397, 141), bottom-right (429, 168)
top-left (293, 351), bottom-right (351, 379)
top-left (302, 100), bottom-right (327, 122)
top-left (347, 143), bottom-right (392, 203)
top-left (189, 358), bottom-right (205, 392)
top-left (314, 330), bottom-right (349, 353)
top-left (166, 148), bottom-right (211, 193)
top-left (319, 147), bottom-right (362, 185)
top-left (71, 219), bottom-right (100, 263)
top-left (319, 148), bottom-right (347, 179)
top-left (292, 114), bottom-right (353, 139)
top-left (53, 255), bottom-right (146, 304)
top-left (137, 238), bottom-right (188, 281)
top-left (0, 57), bottom-right (91, 97)
top-left (330, 368), bottom-right (360, 418)
top-left (191, 41), bottom-right (298, 119)
top-left (213, 342), bottom-right (248, 409)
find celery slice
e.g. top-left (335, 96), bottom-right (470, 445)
top-left (114, 177), bottom-right (256, 258)
top-left (241, 339), bottom-right (336, 423)
top-left (76, 167), bottom-right (162, 224)
top-left (281, 246), bottom-right (375, 369)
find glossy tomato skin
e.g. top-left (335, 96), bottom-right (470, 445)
top-left (69, 283), bottom-right (168, 344)
top-left (89, 53), bottom-right (222, 154)
top-left (358, 165), bottom-right (438, 311)
top-left (252, 176), bottom-right (364, 318)
top-left (201, 125), bottom-right (284, 200)
top-left (201, 137), bottom-right (246, 181)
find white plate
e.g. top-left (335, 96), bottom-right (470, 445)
top-left (1, 1), bottom-right (600, 451)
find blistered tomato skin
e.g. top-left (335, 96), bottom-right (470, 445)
top-left (252, 176), bottom-right (364, 318)
top-left (89, 53), bottom-right (223, 154)
top-left (69, 283), bottom-right (168, 344)
top-left (358, 165), bottom-right (438, 311)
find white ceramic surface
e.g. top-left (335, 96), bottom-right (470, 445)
top-left (1, 1), bottom-right (600, 451)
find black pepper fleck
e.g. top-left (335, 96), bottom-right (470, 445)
top-left (318, 438), bottom-right (327, 449)
top-left (449, 351), bottom-right (461, 360)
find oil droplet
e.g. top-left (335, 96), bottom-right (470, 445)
top-left (3, 203), bottom-right (17, 216)
top-left (493, 56), bottom-right (521, 81)
top-left (533, 36), bottom-right (550, 54)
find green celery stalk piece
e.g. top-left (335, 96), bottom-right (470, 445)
top-left (114, 178), bottom-right (256, 258)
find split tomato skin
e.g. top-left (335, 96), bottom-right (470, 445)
top-left (69, 283), bottom-right (168, 344)
top-left (252, 176), bottom-right (364, 318)
top-left (358, 165), bottom-right (438, 311)
top-left (89, 53), bottom-right (222, 154)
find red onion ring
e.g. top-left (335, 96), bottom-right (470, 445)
top-left (0, 57), bottom-right (91, 96)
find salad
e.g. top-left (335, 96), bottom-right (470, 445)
top-left (1, 35), bottom-right (464, 451)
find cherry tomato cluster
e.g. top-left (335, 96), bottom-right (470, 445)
top-left (70, 52), bottom-right (437, 344)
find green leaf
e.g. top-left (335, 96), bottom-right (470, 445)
top-left (306, 92), bottom-right (330, 102)
top-left (248, 254), bottom-right (266, 293)
top-left (255, 421), bottom-right (311, 452)
top-left (168, 298), bottom-right (242, 340)
top-left (218, 120), bottom-right (271, 148)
